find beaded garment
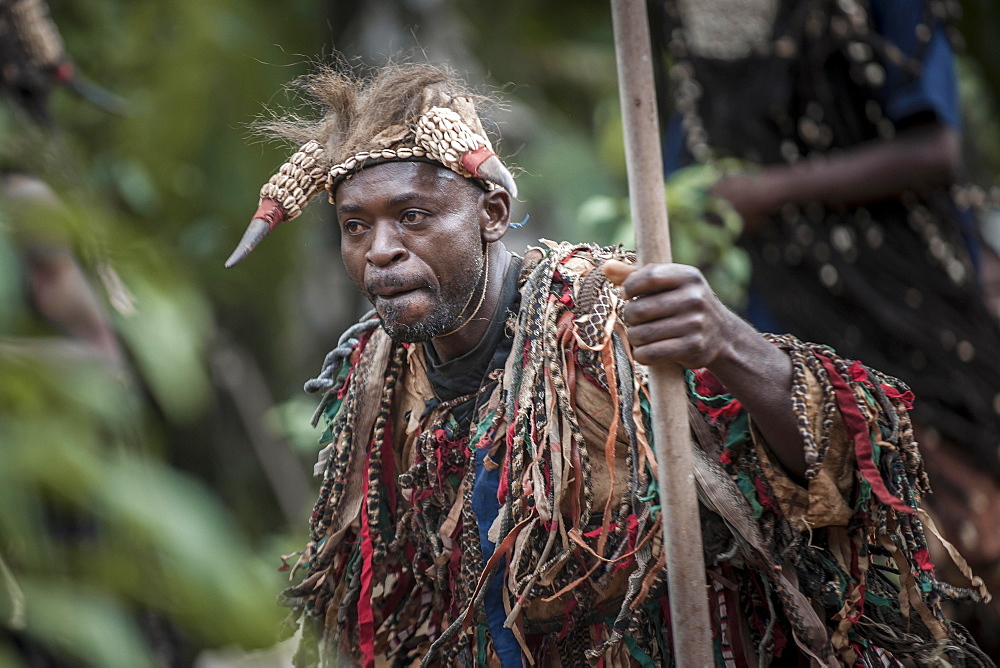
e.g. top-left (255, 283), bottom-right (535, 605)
top-left (654, 0), bottom-right (1000, 478)
top-left (282, 242), bottom-right (988, 666)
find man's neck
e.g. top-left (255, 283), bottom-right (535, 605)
top-left (430, 242), bottom-right (512, 362)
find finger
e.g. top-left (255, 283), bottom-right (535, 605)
top-left (602, 259), bottom-right (636, 287)
top-left (630, 335), bottom-right (709, 369)
top-left (622, 285), bottom-right (707, 326)
top-left (620, 263), bottom-right (702, 300)
top-left (624, 312), bottom-right (706, 347)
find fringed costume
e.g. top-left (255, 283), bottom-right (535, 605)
top-left (282, 241), bottom-right (990, 667)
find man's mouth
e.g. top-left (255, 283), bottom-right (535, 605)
top-left (368, 280), bottom-right (429, 302)
top-left (376, 288), bottom-right (422, 302)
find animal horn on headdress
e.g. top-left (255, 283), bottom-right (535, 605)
top-left (225, 140), bottom-right (327, 268)
top-left (415, 107), bottom-right (518, 199)
top-left (225, 199), bottom-right (284, 268)
top-left (461, 147), bottom-right (518, 199)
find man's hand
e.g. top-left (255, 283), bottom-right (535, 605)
top-left (604, 260), bottom-right (739, 369)
top-left (603, 259), bottom-right (807, 477)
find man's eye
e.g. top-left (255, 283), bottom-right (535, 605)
top-left (344, 221), bottom-right (366, 235)
top-left (401, 210), bottom-right (427, 224)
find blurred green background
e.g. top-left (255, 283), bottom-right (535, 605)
top-left (1, 1), bottom-right (998, 665)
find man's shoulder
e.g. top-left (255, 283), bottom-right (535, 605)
top-left (509, 240), bottom-right (637, 355)
top-left (518, 240), bottom-right (635, 290)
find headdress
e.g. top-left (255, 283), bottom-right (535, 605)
top-left (225, 63), bottom-right (517, 268)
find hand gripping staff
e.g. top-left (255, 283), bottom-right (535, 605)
top-left (609, 0), bottom-right (713, 663)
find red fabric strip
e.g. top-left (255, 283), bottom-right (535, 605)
top-left (880, 384), bottom-right (915, 410)
top-left (752, 475), bottom-right (778, 513)
top-left (817, 355), bottom-right (914, 515)
top-left (848, 360), bottom-right (868, 384)
top-left (913, 547), bottom-right (935, 571)
top-left (460, 145), bottom-right (496, 176)
top-left (584, 522), bottom-right (619, 538)
top-left (701, 398), bottom-right (743, 423)
top-left (499, 421), bottom-right (515, 503)
top-left (252, 198), bottom-right (287, 230)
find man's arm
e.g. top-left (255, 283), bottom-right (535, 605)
top-left (713, 124), bottom-right (960, 232)
top-left (604, 260), bottom-right (807, 478)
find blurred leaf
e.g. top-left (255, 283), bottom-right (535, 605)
top-left (86, 457), bottom-right (284, 647)
top-left (0, 217), bottom-right (25, 332)
top-left (0, 0), bottom-right (327, 663)
top-left (114, 272), bottom-right (214, 424)
top-left (267, 396), bottom-right (324, 456)
top-left (16, 580), bottom-right (154, 667)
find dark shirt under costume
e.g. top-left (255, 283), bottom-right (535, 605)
top-left (422, 255), bottom-right (523, 665)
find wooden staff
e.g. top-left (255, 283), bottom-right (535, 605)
top-left (609, 0), bottom-right (713, 663)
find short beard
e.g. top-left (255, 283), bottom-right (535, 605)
top-left (378, 265), bottom-right (483, 343)
top-left (379, 305), bottom-right (456, 342)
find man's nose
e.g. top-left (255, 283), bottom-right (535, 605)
top-left (366, 222), bottom-right (408, 267)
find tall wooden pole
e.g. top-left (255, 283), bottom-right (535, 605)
top-left (609, 0), bottom-right (713, 664)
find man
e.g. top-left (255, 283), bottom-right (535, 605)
top-left (227, 63), bottom-right (990, 666)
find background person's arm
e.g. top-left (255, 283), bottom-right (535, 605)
top-left (713, 123), bottom-right (960, 232)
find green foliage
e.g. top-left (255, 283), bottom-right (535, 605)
top-left (11, 581), bottom-right (154, 667)
top-left (0, 346), bottom-right (285, 663)
top-left (267, 397), bottom-right (326, 457)
top-left (0, 217), bottom-right (25, 332)
top-left (576, 162), bottom-right (752, 308)
top-left (113, 269), bottom-right (213, 424)
top-left (1, 0), bottom-right (323, 663)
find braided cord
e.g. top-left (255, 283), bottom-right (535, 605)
top-left (365, 344), bottom-right (407, 566)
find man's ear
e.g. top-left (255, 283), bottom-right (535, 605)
top-left (479, 188), bottom-right (511, 243)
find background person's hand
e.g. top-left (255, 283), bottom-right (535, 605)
top-left (711, 172), bottom-right (780, 233)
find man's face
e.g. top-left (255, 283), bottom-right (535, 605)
top-left (335, 161), bottom-right (487, 342)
